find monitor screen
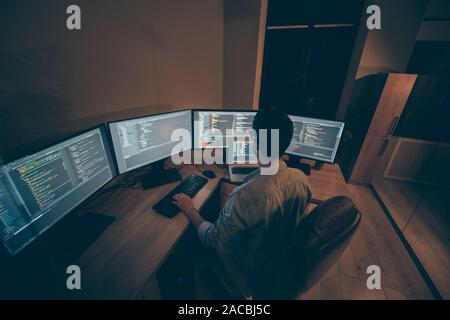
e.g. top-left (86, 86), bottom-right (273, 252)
top-left (0, 126), bottom-right (117, 255)
top-left (286, 115), bottom-right (345, 163)
top-left (230, 139), bottom-right (258, 164)
top-left (193, 110), bottom-right (257, 163)
top-left (109, 110), bottom-right (192, 174)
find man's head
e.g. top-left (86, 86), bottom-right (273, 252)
top-left (252, 108), bottom-right (293, 158)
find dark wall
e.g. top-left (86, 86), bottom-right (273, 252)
top-left (259, 0), bottom-right (364, 119)
top-left (223, 0), bottom-right (262, 109)
top-left (356, 0), bottom-right (428, 78)
top-left (407, 41), bottom-right (450, 75)
top-left (395, 75), bottom-right (450, 144)
top-left (266, 0), bottom-right (364, 26)
top-left (260, 26), bottom-right (358, 119)
top-left (0, 0), bottom-right (223, 160)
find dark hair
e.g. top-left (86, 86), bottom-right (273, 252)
top-left (252, 108), bottom-right (293, 157)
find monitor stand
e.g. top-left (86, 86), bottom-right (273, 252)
top-left (285, 155), bottom-right (311, 176)
top-left (141, 159), bottom-right (182, 190)
top-left (314, 161), bottom-right (325, 170)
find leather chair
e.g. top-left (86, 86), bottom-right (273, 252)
top-left (290, 195), bottom-right (361, 298)
top-left (216, 195), bottom-right (361, 299)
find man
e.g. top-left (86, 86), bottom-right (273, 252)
top-left (172, 108), bottom-right (311, 297)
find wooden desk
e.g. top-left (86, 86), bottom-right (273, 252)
top-left (76, 160), bottom-right (348, 299)
top-left (222, 160), bottom-right (349, 203)
top-left (76, 164), bottom-right (227, 299)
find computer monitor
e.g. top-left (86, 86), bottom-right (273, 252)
top-left (286, 115), bottom-right (345, 163)
top-left (0, 126), bottom-right (117, 255)
top-left (193, 110), bottom-right (257, 163)
top-left (108, 110), bottom-right (192, 174)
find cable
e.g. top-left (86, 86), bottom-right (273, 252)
top-left (78, 169), bottom-right (144, 211)
top-left (78, 162), bottom-right (205, 211)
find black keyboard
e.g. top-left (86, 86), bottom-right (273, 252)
top-left (231, 167), bottom-right (258, 175)
top-left (153, 174), bottom-right (208, 218)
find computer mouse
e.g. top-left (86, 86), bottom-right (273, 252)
top-left (202, 170), bottom-right (216, 179)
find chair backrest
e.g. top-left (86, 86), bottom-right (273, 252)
top-left (290, 196), bottom-right (361, 296)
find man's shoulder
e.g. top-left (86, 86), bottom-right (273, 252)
top-left (283, 166), bottom-right (311, 186)
top-left (234, 166), bottom-right (310, 200)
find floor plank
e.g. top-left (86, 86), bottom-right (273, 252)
top-left (382, 239), bottom-right (433, 299)
top-left (372, 178), bottom-right (448, 299)
top-left (299, 281), bottom-right (322, 300)
top-left (383, 287), bottom-right (407, 300)
top-left (337, 247), bottom-right (359, 278)
top-left (294, 178), bottom-right (433, 300)
top-left (320, 265), bottom-right (343, 300)
top-left (340, 274), bottom-right (365, 300)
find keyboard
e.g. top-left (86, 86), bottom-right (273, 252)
top-left (153, 174), bottom-right (208, 218)
top-left (231, 167), bottom-right (258, 175)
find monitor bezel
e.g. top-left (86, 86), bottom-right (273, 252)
top-left (1, 124), bottom-right (110, 165)
top-left (285, 115), bottom-right (345, 164)
top-left (0, 124), bottom-right (118, 256)
top-left (107, 109), bottom-right (193, 174)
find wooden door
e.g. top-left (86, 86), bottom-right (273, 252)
top-left (349, 73), bottom-right (417, 184)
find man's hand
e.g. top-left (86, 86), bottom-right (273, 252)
top-left (172, 193), bottom-right (205, 229)
top-left (172, 193), bottom-right (196, 214)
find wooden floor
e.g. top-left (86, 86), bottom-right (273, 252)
top-left (300, 184), bottom-right (434, 300)
top-left (371, 178), bottom-right (450, 299)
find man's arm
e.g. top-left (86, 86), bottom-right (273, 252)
top-left (172, 192), bottom-right (245, 248)
top-left (172, 193), bottom-right (205, 229)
